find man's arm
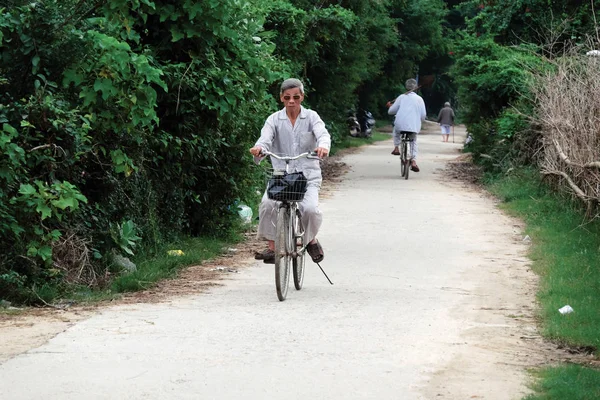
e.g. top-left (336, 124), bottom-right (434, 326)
top-left (419, 99), bottom-right (426, 121)
top-left (249, 115), bottom-right (275, 162)
top-left (388, 96), bottom-right (401, 115)
top-left (311, 111), bottom-right (331, 159)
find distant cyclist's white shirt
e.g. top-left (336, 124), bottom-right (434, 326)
top-left (388, 92), bottom-right (426, 133)
top-left (254, 106), bottom-right (331, 185)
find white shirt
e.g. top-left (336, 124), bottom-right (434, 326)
top-left (388, 92), bottom-right (426, 133)
top-left (254, 106), bottom-right (331, 184)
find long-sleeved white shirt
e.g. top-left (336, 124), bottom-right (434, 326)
top-left (388, 92), bottom-right (426, 133)
top-left (254, 106), bottom-right (331, 184)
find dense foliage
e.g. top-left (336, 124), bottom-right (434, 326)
top-left (0, 0), bottom-right (449, 302)
top-left (450, 0), bottom-right (600, 173)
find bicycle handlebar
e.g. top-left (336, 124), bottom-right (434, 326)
top-left (261, 150), bottom-right (320, 161)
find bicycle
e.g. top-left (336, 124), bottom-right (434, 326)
top-left (261, 150), bottom-right (319, 301)
top-left (399, 132), bottom-right (415, 180)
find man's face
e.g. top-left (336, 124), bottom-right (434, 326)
top-left (280, 87), bottom-right (304, 112)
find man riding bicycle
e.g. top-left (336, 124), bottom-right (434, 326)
top-left (387, 78), bottom-right (427, 172)
top-left (249, 78), bottom-right (331, 264)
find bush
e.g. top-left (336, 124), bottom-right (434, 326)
top-left (451, 35), bottom-right (546, 171)
top-left (0, 0), bottom-right (453, 303)
top-left (531, 44), bottom-right (600, 213)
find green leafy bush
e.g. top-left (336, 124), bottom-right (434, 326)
top-left (0, 0), bottom-right (452, 303)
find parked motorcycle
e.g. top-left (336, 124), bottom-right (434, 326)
top-left (358, 110), bottom-right (375, 138)
top-left (347, 110), bottom-right (361, 137)
top-left (347, 109), bottom-right (375, 138)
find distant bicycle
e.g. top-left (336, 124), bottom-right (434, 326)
top-left (261, 150), bottom-right (320, 301)
top-left (399, 132), bottom-right (415, 180)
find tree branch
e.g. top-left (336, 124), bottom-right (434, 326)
top-left (552, 138), bottom-right (600, 169)
top-left (541, 169), bottom-right (589, 201)
top-left (176, 61), bottom-right (194, 115)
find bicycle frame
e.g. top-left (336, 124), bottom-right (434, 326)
top-left (261, 150), bottom-right (317, 300)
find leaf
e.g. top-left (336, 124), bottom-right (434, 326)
top-left (170, 27), bottom-right (185, 42)
top-left (27, 246), bottom-right (38, 257)
top-left (2, 123), bottom-right (17, 136)
top-left (18, 184), bottom-right (37, 196)
top-left (51, 197), bottom-right (77, 210)
top-left (63, 69), bottom-right (84, 87)
top-left (36, 203), bottom-right (52, 220)
top-left (32, 55), bottom-right (40, 67)
top-left (37, 246), bottom-right (52, 261)
top-left (10, 223), bottom-right (25, 236)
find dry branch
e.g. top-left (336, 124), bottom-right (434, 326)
top-left (531, 40), bottom-right (600, 212)
top-left (541, 170), bottom-right (589, 202)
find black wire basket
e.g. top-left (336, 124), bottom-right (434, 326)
top-left (266, 170), bottom-right (308, 202)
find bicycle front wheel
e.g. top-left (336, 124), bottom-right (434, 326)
top-left (292, 209), bottom-right (306, 290)
top-left (275, 207), bottom-right (291, 301)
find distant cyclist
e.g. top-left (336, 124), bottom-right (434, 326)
top-left (386, 78), bottom-right (426, 172)
top-left (249, 78), bottom-right (331, 264)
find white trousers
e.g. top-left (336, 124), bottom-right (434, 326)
top-left (257, 185), bottom-right (322, 244)
top-left (393, 129), bottom-right (418, 160)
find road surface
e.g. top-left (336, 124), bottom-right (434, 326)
top-left (0, 124), bottom-right (542, 399)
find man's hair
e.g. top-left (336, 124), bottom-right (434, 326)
top-left (280, 78), bottom-right (304, 94)
top-left (444, 102), bottom-right (451, 107)
top-left (405, 78), bottom-right (418, 91)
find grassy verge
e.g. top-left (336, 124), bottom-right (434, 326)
top-left (331, 131), bottom-right (390, 154)
top-left (111, 236), bottom-right (234, 293)
top-left (62, 234), bottom-right (241, 304)
top-left (524, 365), bottom-right (600, 400)
top-left (484, 168), bottom-right (600, 398)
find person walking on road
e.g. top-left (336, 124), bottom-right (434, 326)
top-left (437, 102), bottom-right (455, 143)
top-left (386, 78), bottom-right (426, 172)
top-left (250, 78), bottom-right (331, 264)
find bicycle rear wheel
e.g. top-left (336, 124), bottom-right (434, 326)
top-left (275, 207), bottom-right (291, 301)
top-left (401, 141), bottom-right (410, 180)
top-left (292, 209), bottom-right (305, 290)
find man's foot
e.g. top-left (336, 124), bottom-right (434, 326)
top-left (410, 161), bottom-right (420, 172)
top-left (254, 249), bottom-right (275, 264)
top-left (306, 240), bottom-right (324, 263)
top-left (391, 148), bottom-right (400, 156)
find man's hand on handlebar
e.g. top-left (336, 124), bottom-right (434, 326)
top-left (315, 147), bottom-right (329, 159)
top-left (250, 145), bottom-right (327, 159)
top-left (249, 146), bottom-right (263, 157)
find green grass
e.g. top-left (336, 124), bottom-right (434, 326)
top-left (375, 118), bottom-right (393, 129)
top-left (331, 131), bottom-right (390, 154)
top-left (484, 168), bottom-right (600, 399)
top-left (110, 236), bottom-right (234, 294)
top-left (52, 235), bottom-right (240, 304)
top-left (487, 169), bottom-right (600, 350)
top-left (0, 307), bottom-right (24, 316)
top-left (524, 365), bottom-right (600, 400)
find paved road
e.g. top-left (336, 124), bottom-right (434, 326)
top-left (0, 124), bottom-right (538, 399)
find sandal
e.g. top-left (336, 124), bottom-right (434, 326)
top-left (410, 162), bottom-right (420, 172)
top-left (254, 249), bottom-right (275, 264)
top-left (391, 149), bottom-right (400, 156)
top-left (306, 240), bottom-right (324, 263)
